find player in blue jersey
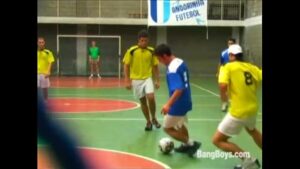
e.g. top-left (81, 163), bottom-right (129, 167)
top-left (154, 44), bottom-right (201, 157)
top-left (217, 38), bottom-right (236, 112)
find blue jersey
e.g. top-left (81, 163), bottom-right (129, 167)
top-left (220, 48), bottom-right (229, 65)
top-left (166, 58), bottom-right (192, 116)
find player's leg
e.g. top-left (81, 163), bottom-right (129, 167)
top-left (96, 58), bottom-right (101, 78)
top-left (163, 115), bottom-right (188, 143)
top-left (145, 78), bottom-right (161, 128)
top-left (139, 96), bottom-right (152, 131)
top-left (246, 128), bottom-right (262, 149)
top-left (245, 117), bottom-right (262, 149)
top-left (92, 61), bottom-right (96, 76)
top-left (40, 74), bottom-right (50, 100)
top-left (132, 80), bottom-right (152, 131)
top-left (163, 115), bottom-right (200, 157)
top-left (212, 130), bottom-right (244, 154)
top-left (212, 113), bottom-right (244, 154)
top-left (212, 114), bottom-right (261, 169)
top-left (89, 59), bottom-right (93, 78)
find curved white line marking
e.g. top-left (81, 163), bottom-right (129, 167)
top-left (79, 147), bottom-right (171, 169)
top-left (49, 97), bottom-right (140, 113)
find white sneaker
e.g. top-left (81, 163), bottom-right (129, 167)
top-left (242, 158), bottom-right (260, 169)
top-left (89, 74), bottom-right (93, 79)
top-left (221, 102), bottom-right (228, 112)
top-left (97, 74), bottom-right (101, 79)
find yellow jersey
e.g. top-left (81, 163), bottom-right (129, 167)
top-left (123, 45), bottom-right (159, 79)
top-left (38, 49), bottom-right (55, 74)
top-left (218, 61), bottom-right (262, 119)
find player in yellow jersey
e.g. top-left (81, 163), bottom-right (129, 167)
top-left (123, 30), bottom-right (161, 131)
top-left (212, 44), bottom-right (262, 169)
top-left (38, 37), bottom-right (55, 100)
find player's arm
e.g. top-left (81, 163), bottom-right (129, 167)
top-left (123, 64), bottom-right (131, 90)
top-left (45, 52), bottom-right (55, 78)
top-left (123, 49), bottom-right (133, 90)
top-left (153, 65), bottom-right (160, 89)
top-left (218, 65), bottom-right (229, 103)
top-left (152, 55), bottom-right (160, 89)
top-left (161, 89), bottom-right (183, 115)
top-left (219, 83), bottom-right (228, 103)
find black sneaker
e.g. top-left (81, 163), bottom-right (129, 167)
top-left (145, 122), bottom-right (152, 131)
top-left (187, 141), bottom-right (201, 157)
top-left (152, 119), bottom-right (161, 129)
top-left (174, 144), bottom-right (190, 153)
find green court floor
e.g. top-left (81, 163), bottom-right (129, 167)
top-left (42, 76), bottom-right (262, 169)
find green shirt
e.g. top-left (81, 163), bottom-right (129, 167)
top-left (89, 47), bottom-right (100, 59)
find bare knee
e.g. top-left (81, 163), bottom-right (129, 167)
top-left (146, 93), bottom-right (155, 101)
top-left (212, 131), bottom-right (228, 147)
top-left (212, 133), bottom-right (220, 146)
top-left (139, 97), bottom-right (147, 104)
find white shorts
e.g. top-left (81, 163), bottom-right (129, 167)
top-left (132, 77), bottom-right (154, 99)
top-left (218, 113), bottom-right (257, 137)
top-left (38, 74), bottom-right (50, 88)
top-left (163, 114), bottom-right (188, 130)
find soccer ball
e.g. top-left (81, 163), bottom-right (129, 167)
top-left (159, 137), bottom-right (174, 154)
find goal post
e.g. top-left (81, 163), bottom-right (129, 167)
top-left (56, 34), bottom-right (122, 79)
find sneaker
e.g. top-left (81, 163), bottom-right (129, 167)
top-left (145, 122), bottom-right (152, 131)
top-left (221, 102), bottom-right (228, 112)
top-left (89, 74), bottom-right (93, 79)
top-left (97, 74), bottom-right (101, 79)
top-left (234, 164), bottom-right (243, 169)
top-left (174, 144), bottom-right (190, 153)
top-left (243, 158), bottom-right (260, 169)
top-left (187, 141), bottom-right (201, 157)
top-left (234, 158), bottom-right (261, 169)
top-left (152, 119), bottom-right (161, 128)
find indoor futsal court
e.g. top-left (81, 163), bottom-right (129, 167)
top-left (38, 0), bottom-right (262, 169)
top-left (38, 76), bottom-right (262, 169)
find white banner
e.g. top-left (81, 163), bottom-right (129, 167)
top-left (148, 0), bottom-right (207, 26)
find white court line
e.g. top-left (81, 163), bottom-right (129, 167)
top-left (191, 83), bottom-right (220, 97)
top-left (80, 147), bottom-right (171, 169)
top-left (55, 117), bottom-right (262, 122)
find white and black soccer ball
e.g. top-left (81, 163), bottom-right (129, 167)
top-left (159, 137), bottom-right (174, 154)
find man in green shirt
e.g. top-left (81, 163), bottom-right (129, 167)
top-left (88, 40), bottom-right (101, 79)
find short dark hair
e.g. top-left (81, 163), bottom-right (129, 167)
top-left (154, 44), bottom-right (172, 57)
top-left (138, 29), bottom-right (149, 39)
top-left (234, 53), bottom-right (243, 61)
top-left (228, 38), bottom-right (236, 43)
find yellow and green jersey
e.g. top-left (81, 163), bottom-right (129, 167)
top-left (38, 49), bottom-right (55, 74)
top-left (123, 45), bottom-right (159, 79)
top-left (218, 61), bottom-right (262, 119)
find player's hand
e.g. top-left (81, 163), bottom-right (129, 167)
top-left (125, 79), bottom-right (132, 90)
top-left (44, 74), bottom-right (50, 78)
top-left (161, 104), bottom-right (170, 115)
top-left (155, 81), bottom-right (160, 89)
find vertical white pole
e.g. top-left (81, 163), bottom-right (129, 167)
top-left (56, 35), bottom-right (60, 75)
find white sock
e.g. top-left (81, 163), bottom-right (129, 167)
top-left (187, 139), bottom-right (194, 146)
